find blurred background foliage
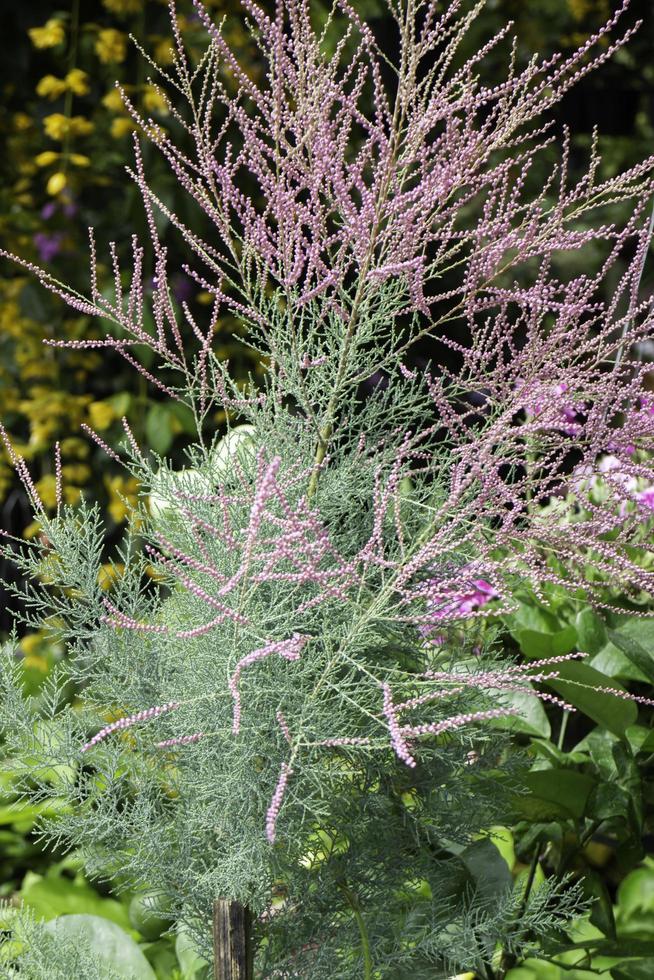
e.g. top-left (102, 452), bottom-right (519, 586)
top-left (1, 1), bottom-right (654, 977)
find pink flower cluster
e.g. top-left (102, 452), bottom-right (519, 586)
top-left (81, 701), bottom-right (179, 753)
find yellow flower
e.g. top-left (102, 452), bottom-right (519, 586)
top-left (46, 172), bottom-right (67, 196)
top-left (63, 486), bottom-right (82, 505)
top-left (43, 114), bottom-right (68, 140)
top-left (28, 19), bottom-right (65, 49)
top-left (13, 113), bottom-right (33, 131)
top-left (35, 474), bottom-right (59, 510)
top-left (23, 654), bottom-right (49, 674)
top-left (102, 0), bottom-right (143, 13)
top-left (153, 37), bottom-right (175, 66)
top-left (20, 633), bottom-right (43, 656)
top-left (23, 520), bottom-right (43, 540)
top-left (142, 84), bottom-right (169, 115)
top-left (65, 68), bottom-right (90, 96)
top-left (60, 437), bottom-right (89, 459)
top-left (70, 153), bottom-right (91, 167)
top-left (88, 400), bottom-right (116, 431)
top-left (110, 117), bottom-right (136, 139)
top-left (105, 474), bottom-right (140, 524)
top-left (95, 28), bottom-right (128, 64)
top-left (36, 75), bottom-right (68, 100)
top-left (568, 0), bottom-right (591, 20)
top-left (102, 88), bottom-right (126, 113)
top-left (61, 463), bottom-right (91, 483)
top-left (97, 562), bottom-right (125, 590)
top-left (35, 151), bottom-right (59, 167)
top-left (43, 114), bottom-right (94, 141)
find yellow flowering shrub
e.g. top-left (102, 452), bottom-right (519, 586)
top-left (102, 0), bottom-right (144, 14)
top-left (43, 114), bottom-right (94, 141)
top-left (0, 0), bottom-right (258, 549)
top-left (110, 117), bottom-right (136, 139)
top-left (36, 76), bottom-right (68, 100)
top-left (104, 474), bottom-right (140, 524)
top-left (95, 28), bottom-right (128, 65)
top-left (28, 19), bottom-right (65, 50)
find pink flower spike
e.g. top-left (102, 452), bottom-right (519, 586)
top-left (382, 683), bottom-right (416, 768)
top-left (229, 634), bottom-right (307, 735)
top-left (266, 762), bottom-right (292, 844)
top-left (54, 441), bottom-right (63, 511)
top-left (156, 732), bottom-right (205, 749)
top-left (81, 701), bottom-right (180, 752)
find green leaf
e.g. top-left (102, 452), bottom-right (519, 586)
top-left (0, 797), bottom-right (69, 828)
top-left (625, 726), bottom-right (654, 754)
top-left (146, 404), bottom-right (175, 455)
top-left (613, 961), bottom-right (654, 980)
top-left (607, 629), bottom-right (654, 685)
top-left (175, 924), bottom-right (210, 980)
top-left (43, 915), bottom-right (156, 979)
top-left (617, 864), bottom-right (654, 916)
top-left (575, 608), bottom-right (608, 655)
top-left (514, 626), bottom-right (577, 660)
top-left (586, 782), bottom-right (631, 824)
top-left (20, 871), bottom-right (131, 930)
top-left (522, 769), bottom-right (595, 820)
top-left (504, 961), bottom-right (562, 979)
top-left (460, 837), bottom-right (513, 900)
top-left (582, 871), bottom-right (616, 938)
top-left (168, 401), bottom-right (198, 436)
top-left (590, 642), bottom-right (649, 683)
top-left (546, 662), bottom-right (637, 736)
top-left (106, 392), bottom-right (132, 416)
top-left (489, 687), bottom-right (551, 737)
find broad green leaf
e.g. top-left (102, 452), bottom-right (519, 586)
top-left (460, 837), bottom-right (513, 900)
top-left (489, 686), bottom-right (551, 737)
top-left (608, 629), bottom-right (654, 685)
top-left (546, 662), bottom-right (637, 736)
top-left (106, 392), bottom-right (132, 416)
top-left (44, 915), bottom-right (156, 979)
top-left (476, 826), bottom-right (516, 870)
top-left (514, 626), bottom-right (577, 660)
top-left (510, 603), bottom-right (561, 634)
top-left (613, 961), bottom-right (654, 980)
top-left (523, 769), bottom-right (595, 820)
top-left (586, 783), bottom-right (631, 824)
top-left (582, 871), bottom-right (616, 938)
top-left (504, 959), bottom-right (561, 979)
top-left (168, 401), bottom-right (198, 436)
top-left (625, 726), bottom-right (654, 754)
top-left (20, 871), bottom-right (131, 930)
top-left (591, 642), bottom-right (649, 684)
top-left (617, 864), bottom-right (654, 915)
top-left (0, 797), bottom-right (69, 828)
top-left (175, 924), bottom-right (210, 980)
top-left (146, 404), bottom-right (175, 455)
top-left (575, 608), bottom-right (608, 655)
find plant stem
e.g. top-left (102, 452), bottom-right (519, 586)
top-left (337, 880), bottom-right (373, 980)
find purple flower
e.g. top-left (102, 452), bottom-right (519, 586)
top-left (33, 232), bottom-right (64, 263)
top-left (419, 576), bottom-right (499, 636)
top-left (518, 380), bottom-right (583, 435)
top-left (636, 487), bottom-right (654, 511)
top-left (40, 202), bottom-right (57, 221)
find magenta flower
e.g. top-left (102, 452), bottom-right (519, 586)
top-left (418, 576), bottom-right (499, 636)
top-left (33, 232), bottom-right (64, 263)
top-left (517, 380), bottom-right (583, 435)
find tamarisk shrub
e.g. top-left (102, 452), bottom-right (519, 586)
top-left (2, 0), bottom-right (654, 976)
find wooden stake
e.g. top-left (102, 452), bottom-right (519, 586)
top-left (213, 900), bottom-right (252, 980)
